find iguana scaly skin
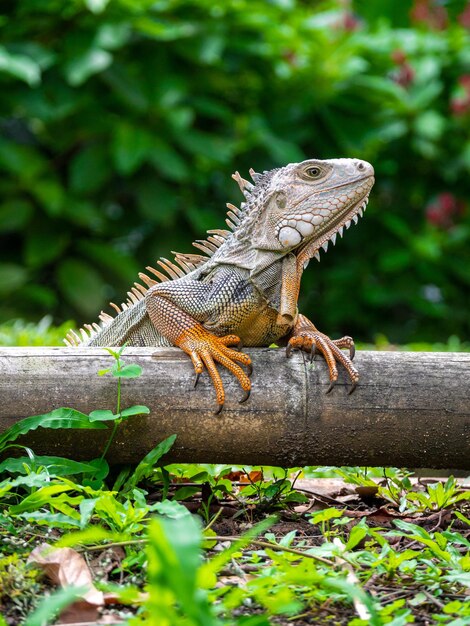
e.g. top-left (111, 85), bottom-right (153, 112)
top-left (66, 158), bottom-right (375, 412)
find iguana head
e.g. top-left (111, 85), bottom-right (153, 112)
top-left (241, 158), bottom-right (374, 265)
top-left (181, 158), bottom-right (374, 279)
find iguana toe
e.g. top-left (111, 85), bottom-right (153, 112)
top-left (332, 336), bottom-right (356, 361)
top-left (287, 320), bottom-right (359, 393)
top-left (176, 325), bottom-right (252, 413)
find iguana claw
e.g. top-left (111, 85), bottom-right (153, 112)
top-left (287, 314), bottom-right (359, 393)
top-left (326, 381), bottom-right (336, 394)
top-left (239, 389), bottom-right (251, 404)
top-left (176, 326), bottom-right (252, 412)
top-left (348, 382), bottom-right (357, 395)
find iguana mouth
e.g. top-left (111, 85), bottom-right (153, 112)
top-left (296, 182), bottom-right (374, 270)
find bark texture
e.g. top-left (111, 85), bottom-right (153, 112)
top-left (0, 347), bottom-right (469, 469)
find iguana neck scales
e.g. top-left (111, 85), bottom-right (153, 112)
top-left (66, 158), bottom-right (375, 412)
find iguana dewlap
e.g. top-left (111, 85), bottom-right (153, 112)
top-left (66, 158), bottom-right (375, 413)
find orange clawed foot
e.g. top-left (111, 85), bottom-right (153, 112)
top-left (175, 325), bottom-right (252, 414)
top-left (286, 323), bottom-right (358, 394)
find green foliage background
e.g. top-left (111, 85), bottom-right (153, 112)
top-left (0, 0), bottom-right (469, 343)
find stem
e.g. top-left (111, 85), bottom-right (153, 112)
top-left (116, 369), bottom-right (122, 415)
top-left (82, 536), bottom-right (335, 566)
top-left (100, 355), bottom-right (122, 462)
top-left (100, 419), bottom-right (121, 461)
top-left (203, 506), bottom-right (224, 532)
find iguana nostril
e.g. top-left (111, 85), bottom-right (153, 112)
top-left (354, 160), bottom-right (374, 176)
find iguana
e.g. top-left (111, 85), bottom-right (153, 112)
top-left (65, 158), bottom-right (375, 413)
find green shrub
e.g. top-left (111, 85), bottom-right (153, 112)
top-left (0, 0), bottom-right (469, 343)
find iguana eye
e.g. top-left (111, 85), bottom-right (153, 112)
top-left (306, 166), bottom-right (321, 178)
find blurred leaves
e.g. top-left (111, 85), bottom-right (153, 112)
top-left (57, 259), bottom-right (106, 316)
top-left (0, 0), bottom-right (469, 343)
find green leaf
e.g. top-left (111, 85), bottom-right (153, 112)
top-left (24, 226), bottom-right (68, 268)
top-left (133, 16), bottom-right (197, 41)
top-left (78, 240), bottom-right (140, 283)
top-left (346, 522), bottom-right (369, 550)
top-left (120, 405), bottom-right (150, 418)
top-left (112, 364), bottom-right (143, 378)
top-left (17, 511), bottom-right (82, 528)
top-left (324, 578), bottom-right (381, 625)
top-left (202, 516), bottom-right (277, 579)
top-left (66, 48), bottom-right (112, 86)
top-left (454, 511), bottom-right (470, 526)
top-left (87, 458), bottom-right (109, 482)
top-left (0, 455), bottom-right (105, 477)
top-left (69, 144), bottom-right (110, 194)
top-left (176, 129), bottom-right (234, 163)
top-left (57, 258), bottom-right (107, 316)
top-left (0, 408), bottom-right (106, 453)
top-left (30, 178), bottom-right (65, 216)
top-left (413, 110), bottom-right (445, 142)
top-left (57, 526), bottom-right (115, 547)
top-left (151, 499), bottom-right (191, 519)
top-left (0, 45), bottom-right (41, 85)
top-left (10, 483), bottom-right (75, 514)
top-left (148, 138), bottom-right (189, 182)
top-left (79, 498), bottom-right (98, 528)
top-left (89, 409), bottom-right (118, 422)
top-left (85, 0), bottom-right (110, 14)
top-left (96, 23), bottom-right (130, 50)
top-left (146, 514), bottom-right (217, 624)
top-left (0, 263), bottom-right (27, 295)
top-left (0, 139), bottom-right (46, 179)
top-left (103, 347), bottom-right (121, 359)
top-left (101, 63), bottom-right (148, 111)
top-left (135, 178), bottom-right (178, 223)
top-left (24, 586), bottom-right (86, 626)
top-left (0, 199), bottom-right (33, 233)
top-left (311, 508), bottom-right (345, 524)
top-left (112, 123), bottom-right (153, 174)
top-left (63, 198), bottom-right (104, 230)
top-left (121, 434), bottom-right (176, 493)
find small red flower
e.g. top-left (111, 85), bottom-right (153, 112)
top-left (459, 74), bottom-right (470, 92)
top-left (342, 12), bottom-right (360, 32)
top-left (391, 49), bottom-right (407, 65)
top-left (390, 50), bottom-right (415, 87)
top-left (395, 64), bottom-right (415, 87)
top-left (411, 0), bottom-right (448, 30)
top-left (451, 98), bottom-right (470, 115)
top-left (426, 193), bottom-right (464, 228)
top-left (458, 2), bottom-right (470, 29)
top-left (450, 75), bottom-right (470, 116)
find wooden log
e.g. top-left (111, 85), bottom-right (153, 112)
top-left (0, 347), bottom-right (469, 469)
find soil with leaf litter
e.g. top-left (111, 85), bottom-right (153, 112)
top-left (1, 470), bottom-right (469, 625)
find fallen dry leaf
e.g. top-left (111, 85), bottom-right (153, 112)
top-left (28, 543), bottom-right (135, 624)
top-left (239, 470), bottom-right (264, 488)
top-left (28, 543), bottom-right (104, 606)
top-left (56, 599), bottom-right (101, 625)
top-left (295, 478), bottom-right (358, 501)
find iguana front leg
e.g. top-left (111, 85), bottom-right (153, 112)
top-left (146, 280), bottom-right (252, 413)
top-left (286, 314), bottom-right (358, 394)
